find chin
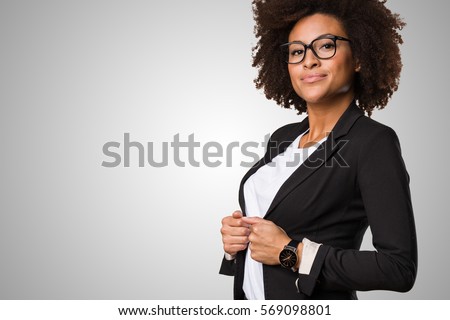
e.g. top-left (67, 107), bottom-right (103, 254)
top-left (296, 87), bottom-right (328, 104)
top-left (301, 93), bottom-right (328, 105)
top-left (300, 89), bottom-right (353, 107)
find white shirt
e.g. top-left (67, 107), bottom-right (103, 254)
top-left (242, 130), bottom-right (324, 300)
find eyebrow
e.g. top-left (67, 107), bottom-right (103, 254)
top-left (289, 33), bottom-right (336, 44)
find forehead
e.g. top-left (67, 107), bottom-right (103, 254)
top-left (288, 13), bottom-right (347, 43)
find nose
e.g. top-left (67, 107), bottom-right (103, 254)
top-left (302, 47), bottom-right (319, 69)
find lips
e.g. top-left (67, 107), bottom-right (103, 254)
top-left (301, 73), bottom-right (327, 83)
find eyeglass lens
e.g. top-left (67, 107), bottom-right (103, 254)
top-left (285, 38), bottom-right (337, 64)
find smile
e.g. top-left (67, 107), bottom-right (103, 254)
top-left (301, 74), bottom-right (327, 83)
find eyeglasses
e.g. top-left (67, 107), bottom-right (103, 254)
top-left (280, 34), bottom-right (351, 64)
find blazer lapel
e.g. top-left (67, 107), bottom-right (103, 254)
top-left (263, 102), bottom-right (364, 218)
top-left (238, 120), bottom-right (308, 215)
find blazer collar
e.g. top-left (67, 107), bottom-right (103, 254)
top-left (329, 100), bottom-right (364, 140)
top-left (238, 100), bottom-right (364, 218)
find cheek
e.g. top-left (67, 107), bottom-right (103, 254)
top-left (332, 59), bottom-right (356, 88)
top-left (288, 65), bottom-right (301, 89)
top-left (287, 65), bottom-right (295, 82)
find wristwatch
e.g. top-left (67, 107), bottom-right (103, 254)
top-left (279, 239), bottom-right (300, 272)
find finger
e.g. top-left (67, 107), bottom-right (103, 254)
top-left (221, 220), bottom-right (250, 233)
top-left (241, 216), bottom-right (264, 225)
top-left (225, 226), bottom-right (250, 237)
top-left (248, 232), bottom-right (257, 243)
top-left (221, 225), bottom-right (250, 238)
top-left (224, 243), bottom-right (248, 254)
top-left (223, 235), bottom-right (249, 245)
top-left (221, 216), bottom-right (247, 228)
top-left (231, 211), bottom-right (250, 228)
top-left (232, 210), bottom-right (243, 219)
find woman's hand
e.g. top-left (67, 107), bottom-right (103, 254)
top-left (220, 210), bottom-right (250, 256)
top-left (241, 216), bottom-right (291, 265)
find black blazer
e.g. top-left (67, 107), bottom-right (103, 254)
top-left (219, 102), bottom-right (418, 299)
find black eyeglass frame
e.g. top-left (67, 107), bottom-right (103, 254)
top-left (280, 34), bottom-right (351, 64)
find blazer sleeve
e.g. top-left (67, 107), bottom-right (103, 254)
top-left (219, 255), bottom-right (237, 276)
top-left (296, 127), bottom-right (418, 296)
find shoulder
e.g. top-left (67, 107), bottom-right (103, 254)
top-left (336, 114), bottom-right (405, 167)
top-left (351, 116), bottom-right (405, 168)
top-left (352, 115), bottom-right (400, 145)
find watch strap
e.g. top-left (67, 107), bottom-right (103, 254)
top-left (286, 239), bottom-right (300, 252)
top-left (288, 239), bottom-right (300, 272)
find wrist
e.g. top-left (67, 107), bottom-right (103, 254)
top-left (294, 243), bottom-right (303, 270)
top-left (279, 239), bottom-right (301, 272)
top-left (224, 252), bottom-right (236, 261)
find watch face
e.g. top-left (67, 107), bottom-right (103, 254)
top-left (279, 248), bottom-right (297, 268)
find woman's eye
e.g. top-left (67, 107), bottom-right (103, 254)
top-left (291, 50), bottom-right (304, 56)
top-left (320, 43), bottom-right (335, 50)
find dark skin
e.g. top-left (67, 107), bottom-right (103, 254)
top-left (252, 0), bottom-right (404, 117)
top-left (221, 210), bottom-right (301, 268)
top-left (221, 14), bottom-right (360, 268)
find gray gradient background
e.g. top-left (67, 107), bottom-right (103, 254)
top-left (0, 0), bottom-right (448, 299)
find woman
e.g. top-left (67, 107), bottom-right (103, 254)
top-left (220, 0), bottom-right (417, 300)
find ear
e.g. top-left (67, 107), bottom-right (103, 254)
top-left (354, 60), bottom-right (361, 72)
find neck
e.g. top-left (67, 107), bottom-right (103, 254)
top-left (306, 95), bottom-right (354, 139)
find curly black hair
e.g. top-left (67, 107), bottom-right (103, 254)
top-left (252, 0), bottom-right (405, 116)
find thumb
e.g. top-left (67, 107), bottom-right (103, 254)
top-left (241, 216), bottom-right (264, 225)
top-left (232, 210), bottom-right (243, 219)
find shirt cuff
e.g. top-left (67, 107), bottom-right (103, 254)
top-left (224, 252), bottom-right (236, 261)
top-left (298, 238), bottom-right (322, 275)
